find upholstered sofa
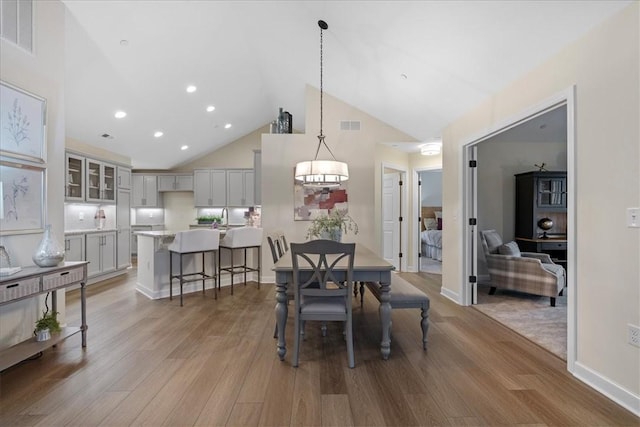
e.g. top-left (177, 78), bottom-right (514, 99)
top-left (480, 229), bottom-right (566, 306)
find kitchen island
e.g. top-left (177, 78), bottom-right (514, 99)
top-left (135, 228), bottom-right (260, 299)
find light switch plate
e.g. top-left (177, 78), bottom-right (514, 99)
top-left (627, 207), bottom-right (640, 228)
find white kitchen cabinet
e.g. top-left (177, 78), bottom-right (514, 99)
top-left (194, 169), bottom-right (226, 207)
top-left (117, 167), bottom-right (132, 190)
top-left (227, 169), bottom-right (254, 207)
top-left (86, 232), bottom-right (116, 278)
top-left (65, 153), bottom-right (85, 201)
top-left (85, 159), bottom-right (116, 203)
top-left (117, 189), bottom-right (131, 269)
top-left (158, 174), bottom-right (193, 192)
top-left (132, 174), bottom-right (161, 207)
top-left (64, 234), bottom-right (85, 262)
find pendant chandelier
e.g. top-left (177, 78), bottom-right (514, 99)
top-left (295, 20), bottom-right (349, 188)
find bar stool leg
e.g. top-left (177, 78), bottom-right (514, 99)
top-left (169, 251), bottom-right (173, 301)
top-left (179, 253), bottom-right (184, 307)
top-left (244, 248), bottom-right (248, 286)
top-left (213, 250), bottom-right (218, 300)
top-left (230, 249), bottom-right (234, 295)
top-left (201, 252), bottom-right (206, 294)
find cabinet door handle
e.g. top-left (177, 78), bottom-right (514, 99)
top-left (118, 176), bottom-right (121, 186)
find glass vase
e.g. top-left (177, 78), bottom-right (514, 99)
top-left (32, 225), bottom-right (65, 267)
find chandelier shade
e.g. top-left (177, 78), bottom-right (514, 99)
top-left (295, 19), bottom-right (349, 188)
top-left (294, 159), bottom-right (349, 187)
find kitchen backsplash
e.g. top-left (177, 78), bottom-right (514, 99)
top-left (65, 204), bottom-right (116, 231)
top-left (132, 208), bottom-right (165, 225)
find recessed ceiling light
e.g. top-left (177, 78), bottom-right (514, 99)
top-left (114, 111), bottom-right (127, 119)
top-left (180, 145), bottom-right (189, 150)
top-left (400, 73), bottom-right (408, 80)
top-left (186, 85), bottom-right (197, 93)
top-left (224, 123), bottom-right (232, 129)
top-left (206, 105), bottom-right (215, 112)
top-left (120, 39), bottom-right (129, 46)
top-left (154, 131), bottom-right (163, 138)
top-left (101, 133), bottom-right (114, 139)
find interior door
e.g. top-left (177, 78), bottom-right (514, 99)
top-left (382, 171), bottom-right (400, 269)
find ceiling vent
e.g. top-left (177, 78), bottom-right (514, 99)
top-left (0, 0), bottom-right (33, 52)
top-left (340, 120), bottom-right (361, 131)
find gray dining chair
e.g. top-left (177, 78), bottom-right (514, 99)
top-left (268, 231), bottom-right (290, 339)
top-left (290, 239), bottom-right (356, 368)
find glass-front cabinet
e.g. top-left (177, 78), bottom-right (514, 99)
top-left (537, 176), bottom-right (566, 208)
top-left (85, 159), bottom-right (116, 203)
top-left (65, 153), bottom-right (85, 201)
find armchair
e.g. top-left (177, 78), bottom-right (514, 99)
top-left (479, 229), bottom-right (566, 306)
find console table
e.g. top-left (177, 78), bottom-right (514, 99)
top-left (0, 261), bottom-right (88, 371)
top-left (516, 237), bottom-right (567, 267)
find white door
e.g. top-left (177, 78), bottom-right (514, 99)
top-left (382, 172), bottom-right (401, 269)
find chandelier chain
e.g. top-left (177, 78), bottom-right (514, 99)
top-left (319, 23), bottom-right (324, 138)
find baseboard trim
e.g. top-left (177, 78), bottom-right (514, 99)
top-left (573, 361), bottom-right (640, 417)
top-left (440, 286), bottom-right (460, 304)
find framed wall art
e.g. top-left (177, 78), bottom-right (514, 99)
top-left (294, 179), bottom-right (348, 221)
top-left (0, 81), bottom-right (47, 164)
top-left (0, 160), bottom-right (45, 235)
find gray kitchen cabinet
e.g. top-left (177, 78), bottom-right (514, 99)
top-left (85, 159), bottom-right (116, 203)
top-left (194, 169), bottom-right (226, 207)
top-left (86, 232), bottom-right (116, 278)
top-left (158, 174), bottom-right (193, 192)
top-left (226, 169), bottom-right (254, 207)
top-left (117, 188), bottom-right (131, 269)
top-left (117, 166), bottom-right (132, 190)
top-left (64, 234), bottom-right (85, 262)
top-left (132, 174), bottom-right (161, 207)
top-left (65, 153), bottom-right (85, 201)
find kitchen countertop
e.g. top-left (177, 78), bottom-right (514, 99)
top-left (65, 228), bottom-right (117, 235)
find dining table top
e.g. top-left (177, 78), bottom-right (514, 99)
top-left (272, 244), bottom-right (395, 272)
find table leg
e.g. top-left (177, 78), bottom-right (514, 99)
top-left (81, 281), bottom-right (87, 347)
top-left (275, 280), bottom-right (288, 360)
top-left (379, 279), bottom-right (392, 360)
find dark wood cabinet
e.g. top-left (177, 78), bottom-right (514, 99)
top-left (515, 171), bottom-right (567, 239)
top-left (515, 171), bottom-right (567, 265)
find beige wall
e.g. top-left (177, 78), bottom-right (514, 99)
top-left (261, 85), bottom-right (416, 280)
top-left (0, 1), bottom-right (67, 347)
top-left (442, 2), bottom-right (639, 403)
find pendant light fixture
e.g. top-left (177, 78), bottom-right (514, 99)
top-left (295, 20), bottom-right (349, 188)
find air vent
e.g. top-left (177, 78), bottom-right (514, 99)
top-left (340, 120), bottom-right (361, 131)
top-left (1, 0), bottom-right (33, 52)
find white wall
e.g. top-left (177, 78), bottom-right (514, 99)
top-left (0, 0), bottom-right (66, 347)
top-left (442, 2), bottom-right (639, 409)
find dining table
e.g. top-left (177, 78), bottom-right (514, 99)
top-left (272, 244), bottom-right (395, 361)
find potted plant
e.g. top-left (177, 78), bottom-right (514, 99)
top-left (306, 209), bottom-right (359, 241)
top-left (34, 310), bottom-right (61, 342)
top-left (196, 215), bottom-right (222, 225)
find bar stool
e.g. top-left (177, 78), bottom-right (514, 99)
top-left (168, 229), bottom-right (220, 306)
top-left (219, 227), bottom-right (263, 294)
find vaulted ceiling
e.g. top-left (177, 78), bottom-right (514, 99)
top-left (62, 1), bottom-right (631, 169)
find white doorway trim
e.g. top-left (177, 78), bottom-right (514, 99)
top-left (412, 166), bottom-right (443, 274)
top-left (461, 86), bottom-right (576, 373)
top-left (381, 162), bottom-right (408, 272)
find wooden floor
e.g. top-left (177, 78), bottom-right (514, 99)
top-left (1, 269), bottom-right (638, 426)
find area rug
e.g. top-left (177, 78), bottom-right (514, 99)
top-left (420, 258), bottom-right (442, 274)
top-left (474, 283), bottom-right (567, 360)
